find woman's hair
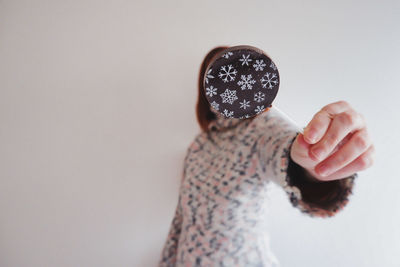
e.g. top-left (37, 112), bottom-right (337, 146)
top-left (196, 46), bottom-right (229, 132)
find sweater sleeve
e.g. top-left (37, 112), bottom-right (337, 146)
top-left (256, 106), bottom-right (358, 218)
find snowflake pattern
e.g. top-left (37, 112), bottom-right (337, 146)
top-left (221, 52), bottom-right (233, 59)
top-left (270, 62), bottom-right (277, 71)
top-left (239, 99), bottom-right (251, 110)
top-left (218, 65), bottom-right (237, 83)
top-left (204, 48), bottom-right (279, 118)
top-left (237, 74), bottom-right (256, 90)
top-left (260, 72), bottom-right (279, 89)
top-left (206, 85), bottom-right (218, 97)
top-left (239, 54), bottom-right (252, 66)
top-left (205, 68), bottom-right (214, 84)
top-left (238, 114), bottom-right (251, 119)
top-left (254, 91), bottom-right (265, 103)
top-left (211, 101), bottom-right (219, 111)
top-left (253, 60), bottom-right (266, 71)
top-left (254, 105), bottom-right (265, 114)
top-left (220, 88), bottom-right (238, 105)
top-left (223, 109), bottom-right (234, 118)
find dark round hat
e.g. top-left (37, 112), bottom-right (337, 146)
top-left (203, 45), bottom-right (280, 119)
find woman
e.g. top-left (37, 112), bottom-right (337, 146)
top-left (158, 46), bottom-right (375, 266)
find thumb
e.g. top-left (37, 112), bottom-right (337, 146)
top-left (293, 133), bottom-right (311, 157)
top-left (290, 132), bottom-right (316, 170)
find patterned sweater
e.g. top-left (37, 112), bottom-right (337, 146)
top-left (158, 105), bottom-right (358, 267)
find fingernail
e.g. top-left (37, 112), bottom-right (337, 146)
top-left (306, 130), bottom-right (317, 143)
top-left (317, 164), bottom-right (330, 176)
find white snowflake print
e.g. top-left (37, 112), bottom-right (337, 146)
top-left (239, 114), bottom-right (251, 119)
top-left (253, 60), bottom-right (266, 71)
top-left (254, 91), bottom-right (265, 103)
top-left (210, 101), bottom-right (219, 111)
top-left (270, 61), bottom-right (277, 71)
top-left (237, 74), bottom-right (256, 90)
top-left (205, 68), bottom-right (214, 84)
top-left (260, 72), bottom-right (279, 89)
top-left (221, 51), bottom-right (233, 58)
top-left (254, 105), bottom-right (265, 114)
top-left (239, 54), bottom-right (252, 66)
top-left (220, 88), bottom-right (238, 105)
top-left (218, 64), bottom-right (237, 83)
top-left (223, 109), bottom-right (234, 118)
top-left (206, 85), bottom-right (217, 97)
top-left (239, 99), bottom-right (251, 110)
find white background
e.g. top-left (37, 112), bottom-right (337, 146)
top-left (0, 0), bottom-right (399, 266)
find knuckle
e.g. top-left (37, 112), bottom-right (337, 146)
top-left (353, 133), bottom-right (369, 150)
top-left (321, 105), bottom-right (330, 113)
top-left (321, 106), bottom-right (334, 117)
top-left (370, 144), bottom-right (376, 154)
top-left (326, 132), bottom-right (339, 146)
top-left (338, 100), bottom-right (350, 107)
top-left (359, 155), bottom-right (371, 169)
top-left (338, 111), bottom-right (355, 126)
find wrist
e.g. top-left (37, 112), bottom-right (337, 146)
top-left (289, 153), bottom-right (324, 183)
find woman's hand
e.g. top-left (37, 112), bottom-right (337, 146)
top-left (290, 101), bottom-right (375, 182)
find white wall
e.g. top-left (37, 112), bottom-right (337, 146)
top-left (0, 0), bottom-right (399, 266)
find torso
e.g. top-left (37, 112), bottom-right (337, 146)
top-left (176, 114), bottom-right (280, 266)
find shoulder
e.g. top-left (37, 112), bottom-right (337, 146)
top-left (183, 131), bottom-right (209, 164)
top-left (251, 105), bottom-right (301, 132)
top-left (187, 131), bottom-right (207, 152)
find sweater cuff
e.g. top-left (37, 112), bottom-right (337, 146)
top-left (279, 132), bottom-right (358, 218)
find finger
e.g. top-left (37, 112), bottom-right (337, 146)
top-left (303, 110), bottom-right (333, 144)
top-left (314, 144), bottom-right (375, 181)
top-left (315, 128), bottom-right (372, 177)
top-left (296, 132), bottom-right (312, 151)
top-left (290, 133), bottom-right (315, 168)
top-left (303, 101), bottom-right (350, 144)
top-left (309, 109), bottom-right (365, 162)
top-left (319, 130), bottom-right (354, 159)
top-left (290, 133), bottom-right (311, 161)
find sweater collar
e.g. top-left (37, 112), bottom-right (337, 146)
top-left (210, 112), bottom-right (243, 130)
top-left (208, 106), bottom-right (271, 131)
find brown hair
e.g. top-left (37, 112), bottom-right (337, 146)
top-left (196, 46), bottom-right (229, 132)
top-left (196, 45), bottom-right (271, 132)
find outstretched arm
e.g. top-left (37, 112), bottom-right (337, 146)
top-left (256, 102), bottom-right (374, 218)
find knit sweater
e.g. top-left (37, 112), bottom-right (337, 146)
top-left (158, 105), bottom-right (358, 267)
